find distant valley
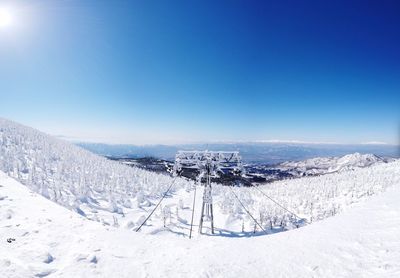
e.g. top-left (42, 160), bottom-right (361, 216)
top-left (78, 142), bottom-right (399, 164)
top-left (107, 152), bottom-right (393, 185)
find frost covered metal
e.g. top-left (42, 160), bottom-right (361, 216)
top-left (174, 150), bottom-right (243, 234)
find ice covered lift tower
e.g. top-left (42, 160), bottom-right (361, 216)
top-left (174, 151), bottom-right (243, 234)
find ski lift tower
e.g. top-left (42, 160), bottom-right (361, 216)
top-left (174, 151), bottom-right (243, 234)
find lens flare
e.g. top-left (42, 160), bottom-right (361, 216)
top-left (0, 8), bottom-right (12, 28)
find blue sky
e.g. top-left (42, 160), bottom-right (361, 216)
top-left (0, 0), bottom-right (399, 144)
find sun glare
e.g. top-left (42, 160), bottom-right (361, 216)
top-left (0, 8), bottom-right (13, 28)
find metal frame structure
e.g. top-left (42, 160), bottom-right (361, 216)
top-left (174, 151), bottom-right (243, 234)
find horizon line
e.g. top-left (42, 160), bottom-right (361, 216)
top-left (57, 136), bottom-right (398, 147)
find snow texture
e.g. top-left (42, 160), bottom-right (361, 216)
top-left (1, 168), bottom-right (400, 277)
top-left (277, 152), bottom-right (393, 176)
top-left (0, 117), bottom-right (192, 215)
top-left (1, 117), bottom-right (400, 237)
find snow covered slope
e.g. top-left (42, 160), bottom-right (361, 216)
top-left (1, 117), bottom-right (399, 237)
top-left (0, 117), bottom-right (190, 216)
top-left (277, 152), bottom-right (392, 176)
top-left (1, 118), bottom-right (400, 276)
top-left (1, 169), bottom-right (399, 277)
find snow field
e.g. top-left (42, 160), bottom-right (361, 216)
top-left (1, 170), bottom-right (400, 277)
top-left (1, 117), bottom-right (400, 238)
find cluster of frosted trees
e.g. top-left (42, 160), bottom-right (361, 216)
top-left (132, 160), bottom-right (399, 235)
top-left (1, 118), bottom-right (398, 235)
top-left (0, 118), bottom-right (189, 214)
top-left (215, 160), bottom-right (400, 233)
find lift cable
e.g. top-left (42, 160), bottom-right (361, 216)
top-left (254, 185), bottom-right (310, 225)
top-left (189, 182), bottom-right (198, 239)
top-left (228, 186), bottom-right (268, 235)
top-left (135, 176), bottom-right (178, 232)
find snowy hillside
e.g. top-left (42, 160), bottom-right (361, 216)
top-left (1, 118), bottom-right (400, 237)
top-left (0, 118), bottom-right (191, 218)
top-left (1, 170), bottom-right (400, 277)
top-left (277, 152), bottom-right (392, 176)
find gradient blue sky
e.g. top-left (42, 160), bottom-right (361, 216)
top-left (0, 0), bottom-right (399, 144)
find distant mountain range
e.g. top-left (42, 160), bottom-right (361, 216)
top-left (2, 118), bottom-right (400, 278)
top-left (274, 153), bottom-right (393, 177)
top-left (109, 152), bottom-right (395, 185)
top-left (77, 142), bottom-right (400, 164)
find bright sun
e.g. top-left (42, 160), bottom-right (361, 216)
top-left (0, 8), bottom-right (13, 28)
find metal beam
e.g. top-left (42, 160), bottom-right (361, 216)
top-left (173, 150), bottom-right (243, 235)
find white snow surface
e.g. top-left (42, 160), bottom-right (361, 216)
top-left (1, 117), bottom-right (400, 236)
top-left (1, 168), bottom-right (400, 277)
top-left (1, 117), bottom-right (400, 276)
top-left (277, 152), bottom-right (392, 176)
top-left (0, 117), bottom-right (193, 214)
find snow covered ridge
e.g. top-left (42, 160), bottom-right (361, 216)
top-left (0, 118), bottom-right (191, 216)
top-left (1, 117), bottom-right (399, 237)
top-left (215, 160), bottom-right (400, 231)
top-left (2, 170), bottom-right (400, 277)
top-left (276, 152), bottom-right (393, 176)
top-left (2, 169), bottom-right (400, 278)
